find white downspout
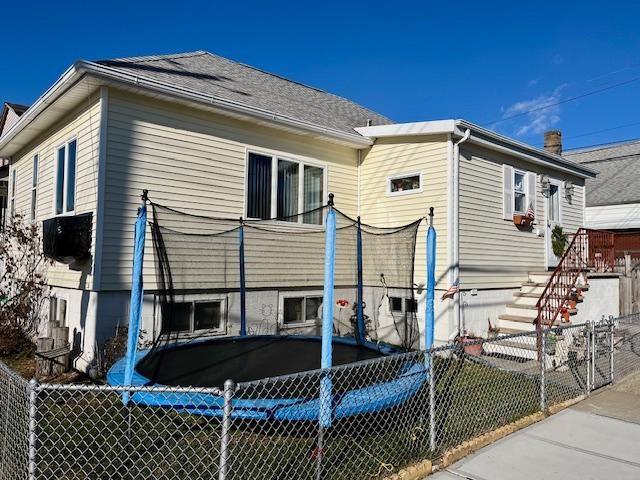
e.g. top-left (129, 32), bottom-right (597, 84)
top-left (452, 128), bottom-right (471, 338)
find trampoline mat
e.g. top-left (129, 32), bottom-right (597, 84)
top-left (136, 336), bottom-right (391, 393)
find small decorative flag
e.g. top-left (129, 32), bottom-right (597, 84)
top-left (441, 280), bottom-right (459, 300)
top-left (526, 203), bottom-right (535, 220)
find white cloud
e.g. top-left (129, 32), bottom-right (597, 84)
top-left (503, 85), bottom-right (566, 137)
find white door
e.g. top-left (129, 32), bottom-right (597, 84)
top-left (546, 179), bottom-right (562, 267)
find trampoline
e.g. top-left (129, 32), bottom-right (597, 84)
top-left (107, 193), bottom-right (436, 423)
top-left (107, 335), bottom-right (426, 420)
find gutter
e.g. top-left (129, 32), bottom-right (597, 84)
top-left (0, 61), bottom-right (372, 156)
top-left (451, 129), bottom-right (471, 339)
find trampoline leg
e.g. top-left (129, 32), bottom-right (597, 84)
top-left (428, 351), bottom-right (436, 452)
top-left (219, 379), bottom-right (235, 480)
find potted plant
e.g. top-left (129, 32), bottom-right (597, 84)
top-left (551, 225), bottom-right (568, 258)
top-left (545, 332), bottom-right (557, 355)
top-left (567, 288), bottom-right (579, 309)
top-left (457, 331), bottom-right (483, 356)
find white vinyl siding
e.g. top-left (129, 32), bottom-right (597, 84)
top-left (461, 143), bottom-right (585, 289)
top-left (31, 155), bottom-right (38, 222)
top-left (9, 96), bottom-right (101, 289)
top-left (359, 135), bottom-right (449, 288)
top-left (9, 168), bottom-right (16, 217)
top-left (101, 89), bottom-right (358, 290)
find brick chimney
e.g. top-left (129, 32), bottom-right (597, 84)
top-left (544, 130), bottom-right (562, 155)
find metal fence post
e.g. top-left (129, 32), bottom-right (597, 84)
top-left (428, 349), bottom-right (436, 452)
top-left (585, 322), bottom-right (591, 396)
top-left (27, 379), bottom-right (37, 480)
top-left (540, 329), bottom-right (546, 412)
top-left (218, 379), bottom-right (235, 480)
top-left (609, 315), bottom-right (615, 383)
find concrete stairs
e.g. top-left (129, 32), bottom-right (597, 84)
top-left (484, 271), bottom-right (589, 361)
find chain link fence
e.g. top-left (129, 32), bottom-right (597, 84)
top-left (1, 314), bottom-right (639, 480)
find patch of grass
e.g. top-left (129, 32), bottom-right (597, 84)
top-left (31, 356), bottom-right (559, 479)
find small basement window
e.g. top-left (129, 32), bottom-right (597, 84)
top-left (282, 295), bottom-right (323, 325)
top-left (389, 296), bottom-right (417, 313)
top-left (166, 299), bottom-right (225, 333)
top-left (49, 297), bottom-right (67, 327)
top-left (388, 172), bottom-right (422, 195)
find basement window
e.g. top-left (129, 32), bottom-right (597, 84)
top-left (281, 294), bottom-right (323, 325)
top-left (166, 300), bottom-right (226, 333)
top-left (388, 172), bottom-right (422, 196)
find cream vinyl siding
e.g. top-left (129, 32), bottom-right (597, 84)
top-left (458, 143), bottom-right (585, 289)
top-left (10, 96), bottom-right (101, 289)
top-left (359, 135), bottom-right (449, 289)
top-left (101, 89), bottom-right (359, 290)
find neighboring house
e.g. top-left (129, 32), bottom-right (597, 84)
top-left (0, 102), bottom-right (28, 227)
top-left (564, 138), bottom-right (640, 255)
top-left (0, 51), bottom-right (608, 371)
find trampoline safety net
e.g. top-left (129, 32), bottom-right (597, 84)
top-left (138, 202), bottom-right (422, 387)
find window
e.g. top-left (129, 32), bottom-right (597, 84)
top-left (513, 171), bottom-right (526, 213)
top-left (548, 184), bottom-right (560, 222)
top-left (246, 152), bottom-right (325, 224)
top-left (503, 165), bottom-right (536, 221)
top-left (165, 299), bottom-right (225, 333)
top-left (31, 155), bottom-right (38, 222)
top-left (49, 297), bottom-right (67, 327)
top-left (9, 169), bottom-right (16, 217)
top-left (282, 294), bottom-right (322, 325)
top-left (55, 139), bottom-right (77, 214)
top-left (388, 173), bottom-right (422, 195)
top-left (389, 296), bottom-right (417, 313)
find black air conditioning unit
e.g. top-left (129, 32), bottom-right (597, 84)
top-left (42, 212), bottom-right (93, 264)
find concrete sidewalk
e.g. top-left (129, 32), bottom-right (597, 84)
top-left (432, 372), bottom-right (640, 480)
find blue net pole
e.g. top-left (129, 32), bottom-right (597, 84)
top-left (122, 198), bottom-right (147, 405)
top-left (319, 202), bottom-right (337, 428)
top-left (239, 218), bottom-right (247, 336)
top-left (425, 207), bottom-right (436, 351)
top-left (355, 216), bottom-right (365, 344)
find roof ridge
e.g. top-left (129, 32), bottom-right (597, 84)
top-left (200, 51), bottom-right (393, 123)
top-left (97, 50), bottom-right (208, 65)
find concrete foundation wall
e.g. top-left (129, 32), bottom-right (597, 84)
top-left (573, 275), bottom-right (620, 323)
top-left (458, 288), bottom-right (515, 338)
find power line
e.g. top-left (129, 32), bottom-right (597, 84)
top-left (482, 74), bottom-right (640, 127)
top-left (565, 121), bottom-right (640, 140)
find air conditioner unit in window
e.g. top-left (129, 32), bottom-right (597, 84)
top-left (42, 212), bottom-right (93, 264)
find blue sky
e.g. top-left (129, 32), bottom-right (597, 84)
top-left (1, 0), bottom-right (639, 150)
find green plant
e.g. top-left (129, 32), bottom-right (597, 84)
top-left (551, 225), bottom-right (568, 257)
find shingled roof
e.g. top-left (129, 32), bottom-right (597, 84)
top-left (96, 51), bottom-right (392, 135)
top-left (564, 139), bottom-right (640, 207)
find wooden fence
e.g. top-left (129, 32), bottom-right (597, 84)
top-left (614, 253), bottom-right (640, 315)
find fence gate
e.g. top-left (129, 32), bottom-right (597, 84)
top-left (588, 320), bottom-right (614, 391)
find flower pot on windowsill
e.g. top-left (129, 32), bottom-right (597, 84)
top-left (513, 214), bottom-right (534, 228)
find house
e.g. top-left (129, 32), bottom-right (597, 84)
top-left (0, 102), bottom-right (28, 227)
top-left (564, 138), bottom-right (640, 256)
top-left (0, 51), bottom-right (617, 371)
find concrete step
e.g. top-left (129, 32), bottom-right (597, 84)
top-left (484, 338), bottom-right (538, 360)
top-left (528, 272), bottom-right (552, 284)
top-left (506, 302), bottom-right (537, 310)
top-left (505, 306), bottom-right (538, 319)
top-left (511, 293), bottom-right (539, 306)
top-left (520, 282), bottom-right (548, 295)
top-left (498, 314), bottom-right (536, 332)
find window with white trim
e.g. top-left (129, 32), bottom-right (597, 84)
top-left (9, 168), bottom-right (16, 218)
top-left (31, 155), bottom-right (38, 222)
top-left (166, 299), bottom-right (226, 333)
top-left (513, 170), bottom-right (526, 214)
top-left (389, 296), bottom-right (417, 313)
top-left (281, 294), bottom-right (323, 325)
top-left (55, 139), bottom-right (77, 214)
top-left (246, 152), bottom-right (325, 224)
top-left (388, 172), bottom-right (422, 195)
top-left (502, 165), bottom-right (536, 220)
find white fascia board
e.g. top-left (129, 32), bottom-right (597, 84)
top-left (457, 119), bottom-right (597, 179)
top-left (354, 120), bottom-right (459, 138)
top-left (0, 65), bottom-right (82, 155)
